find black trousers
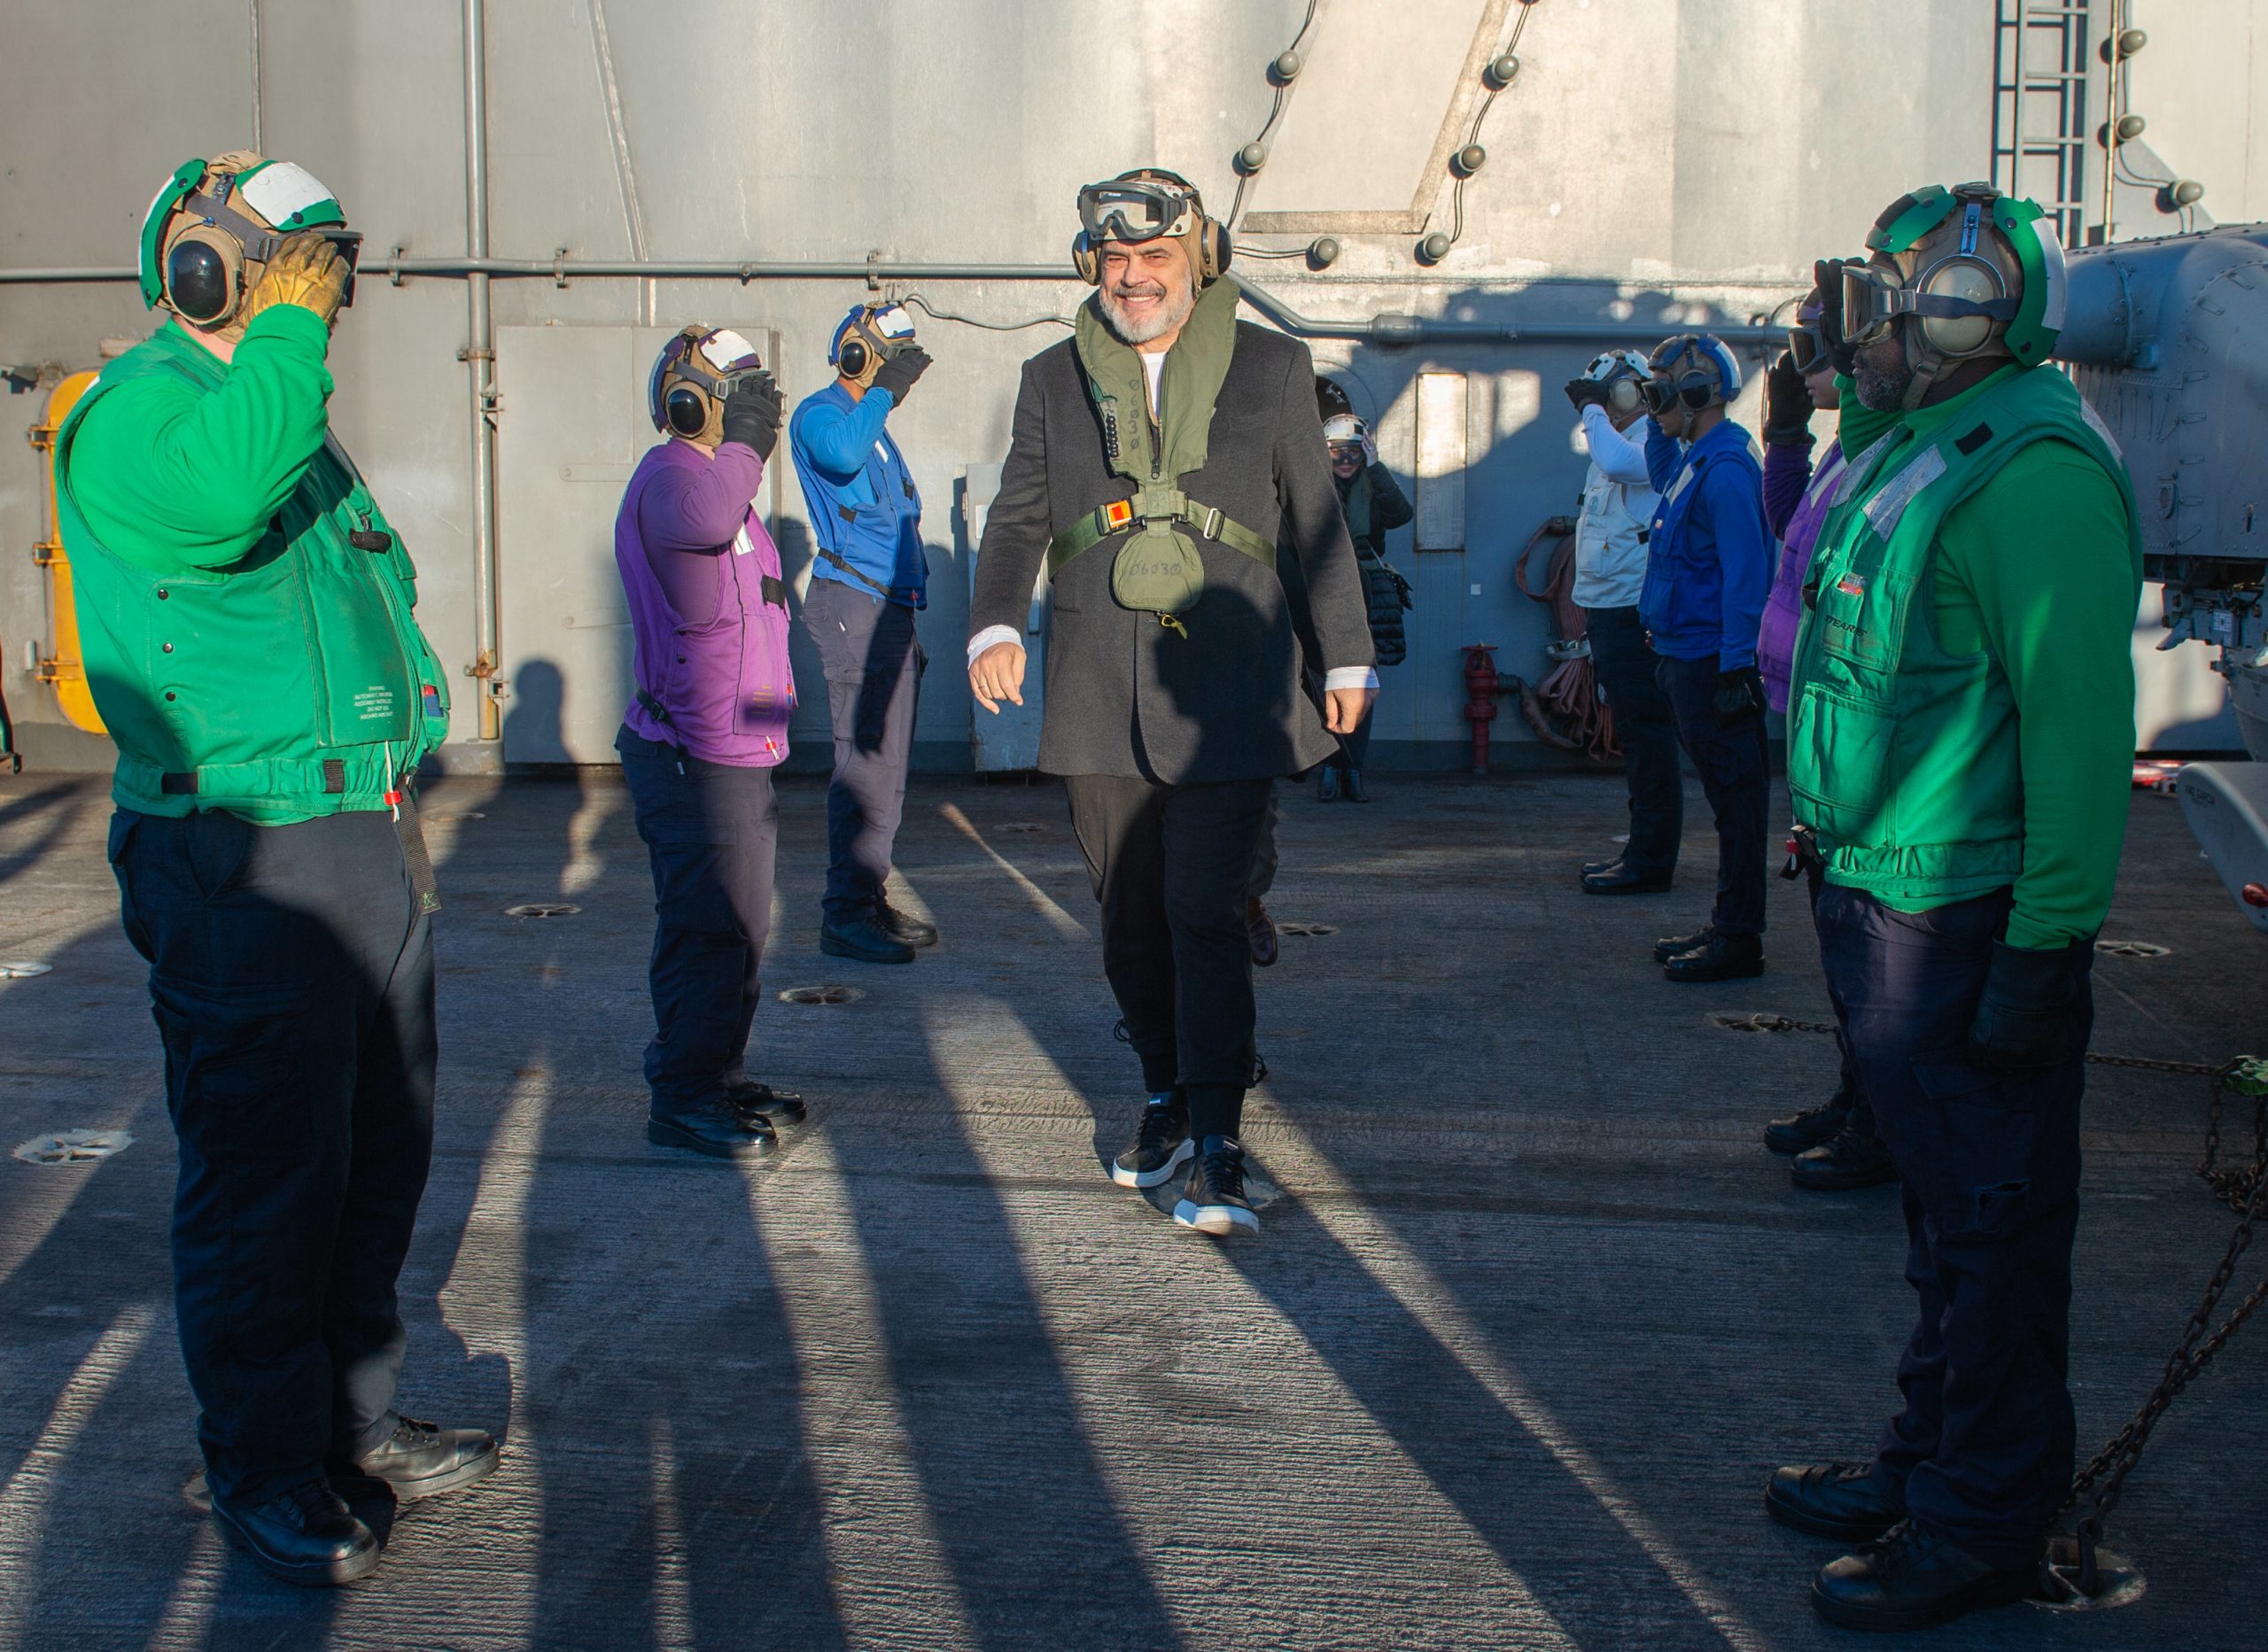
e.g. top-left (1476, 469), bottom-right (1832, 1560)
top-left (1583, 604), bottom-right (1682, 875)
top-left (1658, 653), bottom-right (1769, 935)
top-left (803, 579), bottom-right (924, 925)
top-left (1815, 883), bottom-right (2090, 1565)
top-left (110, 807), bottom-right (434, 1510)
top-left (618, 727), bottom-right (780, 1114)
top-left (1064, 773), bottom-right (1273, 1142)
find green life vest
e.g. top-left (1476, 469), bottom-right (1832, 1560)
top-left (1787, 364), bottom-right (2140, 904)
top-left (1052, 275), bottom-right (1275, 632)
top-left (55, 325), bottom-right (450, 823)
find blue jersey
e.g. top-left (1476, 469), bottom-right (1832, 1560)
top-left (788, 380), bottom-right (926, 608)
top-left (1639, 418), bottom-right (1771, 666)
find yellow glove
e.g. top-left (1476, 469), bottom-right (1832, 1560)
top-left (241, 230), bottom-right (350, 330)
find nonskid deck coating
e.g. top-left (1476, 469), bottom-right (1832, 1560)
top-left (0, 768), bottom-right (2261, 1651)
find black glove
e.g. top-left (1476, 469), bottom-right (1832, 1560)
top-left (1967, 939), bottom-right (2087, 1070)
top-left (1712, 664), bottom-right (1765, 725)
top-left (1762, 350), bottom-right (1814, 447)
top-left (1563, 375), bottom-right (1607, 413)
top-left (871, 345), bottom-right (932, 407)
top-left (1814, 257), bottom-right (1864, 376)
top-left (720, 369), bottom-right (782, 460)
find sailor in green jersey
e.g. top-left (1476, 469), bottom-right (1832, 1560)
top-left (1763, 186), bottom-right (2142, 1633)
top-left (58, 154), bottom-right (494, 1586)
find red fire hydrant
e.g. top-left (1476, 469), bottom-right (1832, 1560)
top-left (1463, 643), bottom-right (1503, 774)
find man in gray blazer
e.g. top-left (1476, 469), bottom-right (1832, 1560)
top-left (967, 168), bottom-right (1375, 1237)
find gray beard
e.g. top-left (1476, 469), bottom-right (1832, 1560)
top-left (1852, 350), bottom-right (1914, 413)
top-left (1098, 279), bottom-right (1195, 346)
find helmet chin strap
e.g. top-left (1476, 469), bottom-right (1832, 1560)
top-left (1897, 319), bottom-right (1944, 413)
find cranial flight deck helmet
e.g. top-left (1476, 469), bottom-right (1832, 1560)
top-left (139, 152), bottom-right (361, 330)
top-left (1072, 168), bottom-right (1231, 286)
top-left (1642, 334), bottom-right (1742, 415)
top-left (649, 326), bottom-right (765, 443)
top-left (1578, 347), bottom-right (1654, 415)
top-left (829, 302), bottom-right (918, 389)
top-left (1838, 181), bottom-right (2067, 407)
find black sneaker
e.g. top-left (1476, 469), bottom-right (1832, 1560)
top-left (1653, 921), bottom-right (1718, 965)
top-left (1763, 1095), bottom-right (1851, 1156)
top-left (1174, 1136), bottom-right (1260, 1237)
top-left (876, 900), bottom-right (939, 949)
top-left (1111, 1091), bottom-right (1192, 1188)
top-left (728, 1080), bottom-right (809, 1127)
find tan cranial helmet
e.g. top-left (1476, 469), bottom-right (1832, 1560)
top-left (139, 151), bottom-right (356, 337)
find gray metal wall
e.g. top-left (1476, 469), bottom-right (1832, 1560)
top-left (0, 0), bottom-right (2237, 771)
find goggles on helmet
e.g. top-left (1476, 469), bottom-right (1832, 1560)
top-left (1077, 178), bottom-right (1198, 246)
top-left (1787, 317), bottom-right (1828, 373)
top-left (179, 190), bottom-right (363, 309)
top-left (1838, 258), bottom-right (2018, 351)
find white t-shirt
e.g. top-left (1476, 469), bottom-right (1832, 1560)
top-left (1141, 349), bottom-right (1166, 409)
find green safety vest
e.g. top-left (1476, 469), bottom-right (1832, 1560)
top-left (55, 325), bottom-right (450, 823)
top-left (1787, 364), bottom-right (2140, 905)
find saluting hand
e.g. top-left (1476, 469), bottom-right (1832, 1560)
top-left (970, 640), bottom-right (1026, 712)
top-left (243, 230), bottom-right (351, 330)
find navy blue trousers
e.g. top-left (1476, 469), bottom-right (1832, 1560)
top-left (1584, 605), bottom-right (1682, 876)
top-left (619, 728), bottom-right (780, 1114)
top-left (802, 578), bottom-right (924, 925)
top-left (1815, 882), bottom-right (2092, 1565)
top-left (1658, 653), bottom-right (1769, 934)
top-left (110, 808), bottom-right (434, 1509)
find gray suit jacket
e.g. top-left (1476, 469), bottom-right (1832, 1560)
top-left (969, 314), bottom-right (1373, 783)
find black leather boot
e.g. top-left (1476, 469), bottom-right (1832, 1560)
top-left (1765, 1462), bottom-right (1905, 1542)
top-left (1342, 769), bottom-right (1371, 803)
top-left (331, 1415), bottom-right (500, 1504)
top-left (1790, 1112), bottom-right (1897, 1191)
top-left (648, 1103), bottom-right (778, 1158)
top-left (211, 1480), bottom-right (380, 1586)
top-left (875, 899), bottom-right (939, 948)
top-left (1653, 921), bottom-right (1717, 965)
top-left (1764, 1093), bottom-right (1851, 1156)
top-left (729, 1080), bottom-right (809, 1127)
top-left (1662, 929), bottom-right (1763, 982)
top-left (1583, 862), bottom-right (1673, 895)
top-left (820, 913), bottom-right (915, 964)
top-left (1811, 1520), bottom-right (2042, 1632)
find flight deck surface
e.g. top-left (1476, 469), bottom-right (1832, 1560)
top-left (1, 769), bottom-right (2261, 1650)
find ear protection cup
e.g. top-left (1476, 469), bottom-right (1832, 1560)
top-left (664, 384), bottom-right (711, 438)
top-left (1198, 216), bottom-right (1231, 283)
top-left (1916, 258), bottom-right (2005, 356)
top-left (1605, 377), bottom-right (1642, 415)
top-left (163, 226), bottom-right (243, 325)
top-left (1072, 230), bottom-right (1101, 284)
top-left (836, 337), bottom-right (871, 381)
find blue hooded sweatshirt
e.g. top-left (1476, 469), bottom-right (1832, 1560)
top-left (1639, 417), bottom-right (1771, 667)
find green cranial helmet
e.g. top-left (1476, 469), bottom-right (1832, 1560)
top-left (1841, 182), bottom-right (2066, 405)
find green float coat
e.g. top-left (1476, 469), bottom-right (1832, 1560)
top-left (55, 306), bottom-right (449, 823)
top-left (1788, 363), bottom-right (2141, 950)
